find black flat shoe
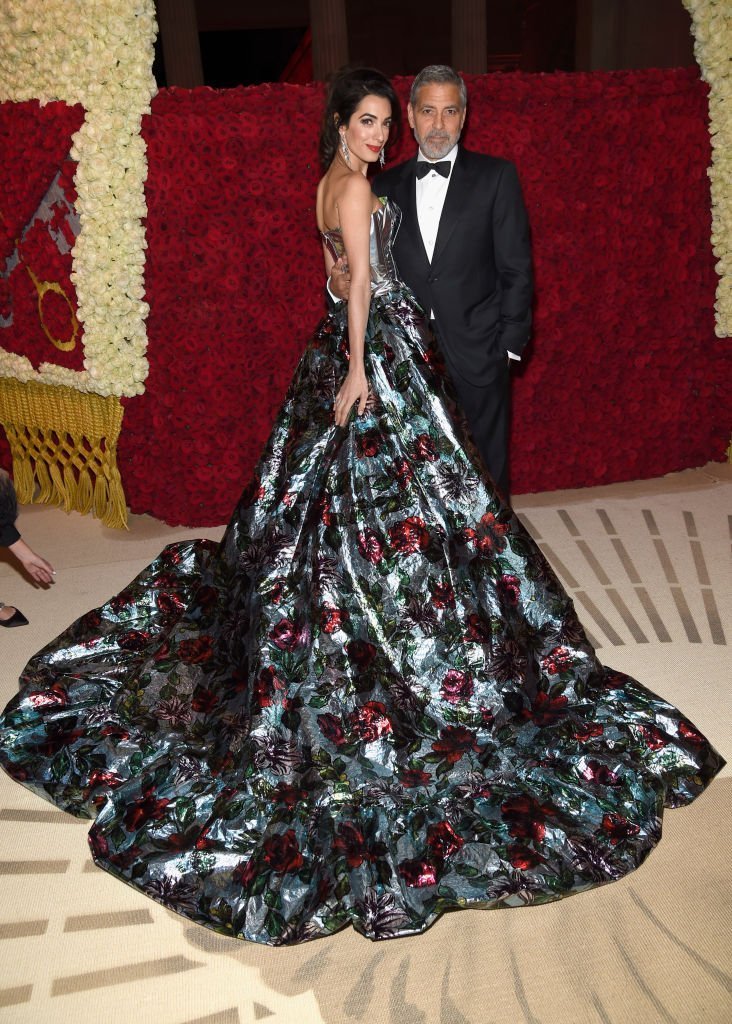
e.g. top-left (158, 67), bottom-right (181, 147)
top-left (0, 607), bottom-right (28, 628)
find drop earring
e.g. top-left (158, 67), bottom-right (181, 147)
top-left (340, 133), bottom-right (351, 166)
top-left (379, 148), bottom-right (385, 168)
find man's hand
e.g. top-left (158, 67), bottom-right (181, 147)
top-left (329, 257), bottom-right (351, 302)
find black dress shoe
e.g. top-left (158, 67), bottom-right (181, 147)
top-left (0, 607), bottom-right (29, 627)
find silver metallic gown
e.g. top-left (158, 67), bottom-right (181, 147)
top-left (0, 199), bottom-right (724, 945)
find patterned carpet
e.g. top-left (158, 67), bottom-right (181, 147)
top-left (0, 463), bottom-right (729, 1024)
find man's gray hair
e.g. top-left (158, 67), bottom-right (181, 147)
top-left (410, 65), bottom-right (467, 109)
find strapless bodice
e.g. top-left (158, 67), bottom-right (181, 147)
top-left (322, 197), bottom-right (402, 297)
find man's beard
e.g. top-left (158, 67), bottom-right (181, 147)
top-left (418, 131), bottom-right (455, 160)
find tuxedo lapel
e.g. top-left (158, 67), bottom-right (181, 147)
top-left (431, 149), bottom-right (469, 268)
top-left (390, 158), bottom-right (431, 271)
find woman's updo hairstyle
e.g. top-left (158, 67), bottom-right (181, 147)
top-left (319, 67), bottom-right (401, 169)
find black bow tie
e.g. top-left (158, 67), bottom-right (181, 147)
top-left (416, 160), bottom-right (451, 179)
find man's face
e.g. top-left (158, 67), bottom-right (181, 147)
top-left (408, 82), bottom-right (466, 160)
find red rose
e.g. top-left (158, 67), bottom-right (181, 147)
top-left (253, 666), bottom-right (285, 709)
top-left (233, 858), bottom-right (259, 887)
top-left (480, 706), bottom-right (495, 729)
top-left (262, 829), bottom-right (304, 873)
top-left (412, 433), bottom-right (438, 461)
top-left (501, 795), bottom-right (554, 842)
top-left (350, 701), bottom-right (392, 742)
top-left (178, 636), bottom-right (215, 663)
top-left (678, 721), bottom-right (704, 745)
top-left (191, 688), bottom-right (218, 713)
top-left (426, 821), bottom-right (464, 861)
top-left (578, 759), bottom-right (620, 786)
top-left (318, 713), bottom-right (346, 746)
top-left (273, 783), bottom-right (307, 808)
top-left (508, 844), bottom-right (543, 870)
top-left (269, 619), bottom-right (304, 651)
top-left (522, 691), bottom-right (569, 726)
top-left (541, 646), bottom-right (573, 675)
top-left (574, 721), bottom-right (604, 741)
top-left (28, 684), bottom-right (68, 709)
top-left (601, 813), bottom-right (640, 845)
top-left (321, 603), bottom-right (349, 634)
top-left (638, 724), bottom-right (669, 751)
top-left (393, 458), bottom-right (414, 490)
top-left (88, 830), bottom-right (109, 860)
top-left (441, 669), bottom-right (474, 704)
top-left (118, 630), bottom-right (150, 651)
top-left (431, 581), bottom-right (455, 608)
top-left (464, 613), bottom-right (492, 643)
top-left (388, 516), bottom-right (430, 555)
top-left (332, 821), bottom-right (384, 868)
top-left (398, 858), bottom-right (438, 887)
top-left (124, 788), bottom-right (171, 832)
top-left (400, 768), bottom-right (431, 788)
top-left (317, 495), bottom-right (333, 525)
top-left (357, 529), bottom-right (386, 564)
top-left (156, 592), bottom-right (184, 616)
top-left (357, 429), bottom-right (382, 457)
top-left (431, 725), bottom-right (479, 764)
top-left (497, 574), bottom-right (521, 606)
top-left (345, 639), bottom-right (378, 669)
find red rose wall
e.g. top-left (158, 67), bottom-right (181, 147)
top-left (0, 69), bottom-right (728, 526)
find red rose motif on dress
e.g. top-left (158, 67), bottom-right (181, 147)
top-left (318, 713), bottom-right (347, 747)
top-left (400, 768), bottom-right (431, 788)
top-left (179, 636), bottom-right (215, 663)
top-left (464, 613), bottom-right (492, 643)
top-left (345, 639), bottom-right (378, 669)
top-left (262, 830), bottom-right (304, 873)
top-left (253, 666), bottom-right (286, 708)
top-left (497, 574), bottom-right (521, 606)
top-left (349, 701), bottom-right (392, 742)
top-left (508, 844), bottom-right (544, 870)
top-left (522, 691), bottom-right (569, 726)
top-left (357, 429), bottom-right (381, 458)
top-left (233, 858), bottom-right (259, 887)
top-left (333, 822), bottom-right (387, 868)
top-left (389, 516), bottom-right (430, 555)
top-left (601, 813), bottom-right (641, 845)
top-left (191, 688), bottom-right (218, 713)
top-left (678, 721), bottom-right (704, 745)
top-left (269, 619), bottom-right (305, 651)
top-left (431, 725), bottom-right (480, 764)
top-left (393, 458), bottom-right (414, 490)
top-left (578, 759), bottom-right (620, 786)
top-left (321, 603), bottom-right (349, 634)
top-left (273, 782), bottom-right (308, 808)
top-left (501, 795), bottom-right (555, 842)
top-left (541, 646), bottom-right (574, 675)
top-left (431, 581), bottom-right (456, 608)
top-left (357, 529), bottom-right (386, 564)
top-left (411, 433), bottom-right (439, 461)
top-left (397, 858), bottom-right (439, 887)
top-left (28, 684), bottom-right (68, 709)
top-left (440, 669), bottom-right (474, 704)
top-left (638, 724), bottom-right (669, 751)
top-left (124, 787), bottom-right (171, 832)
top-left (426, 821), bottom-right (464, 862)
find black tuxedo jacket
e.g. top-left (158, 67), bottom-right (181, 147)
top-left (373, 148), bottom-right (532, 386)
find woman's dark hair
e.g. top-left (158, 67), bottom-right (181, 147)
top-left (319, 67), bottom-right (401, 168)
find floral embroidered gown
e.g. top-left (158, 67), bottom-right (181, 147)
top-left (0, 199), bottom-right (723, 945)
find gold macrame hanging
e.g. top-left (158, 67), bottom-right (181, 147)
top-left (0, 378), bottom-right (128, 529)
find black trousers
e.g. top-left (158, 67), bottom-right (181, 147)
top-left (430, 322), bottom-right (511, 501)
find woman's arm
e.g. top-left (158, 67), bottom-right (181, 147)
top-left (333, 174), bottom-right (373, 426)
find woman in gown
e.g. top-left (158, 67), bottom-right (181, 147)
top-left (0, 69), bottom-right (723, 946)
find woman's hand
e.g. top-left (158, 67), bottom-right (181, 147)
top-left (8, 538), bottom-right (55, 586)
top-left (334, 369), bottom-right (369, 427)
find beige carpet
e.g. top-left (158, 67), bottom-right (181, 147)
top-left (0, 464), bottom-right (730, 1024)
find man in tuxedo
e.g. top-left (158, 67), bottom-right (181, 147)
top-left (332, 65), bottom-right (533, 499)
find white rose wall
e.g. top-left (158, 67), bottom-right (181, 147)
top-left (0, 0), bottom-right (729, 528)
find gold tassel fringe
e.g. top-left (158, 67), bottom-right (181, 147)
top-left (0, 378), bottom-right (128, 529)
